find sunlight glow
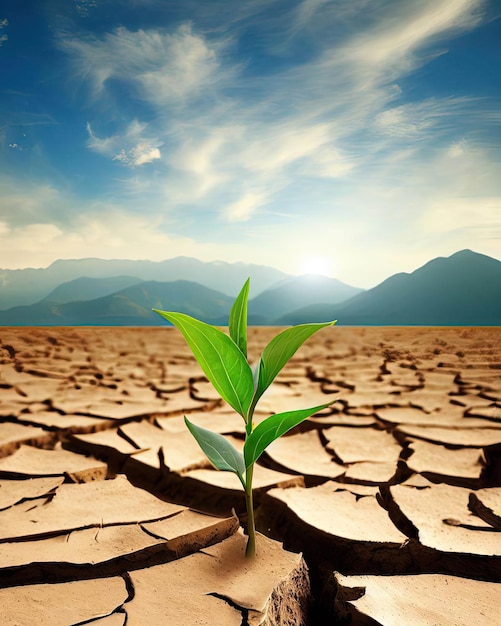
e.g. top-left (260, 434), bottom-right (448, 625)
top-left (299, 256), bottom-right (335, 276)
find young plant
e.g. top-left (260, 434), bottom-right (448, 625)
top-left (153, 278), bottom-right (336, 557)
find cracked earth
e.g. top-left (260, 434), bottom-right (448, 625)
top-left (0, 326), bottom-right (500, 625)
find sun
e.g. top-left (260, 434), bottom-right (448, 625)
top-left (299, 256), bottom-right (334, 276)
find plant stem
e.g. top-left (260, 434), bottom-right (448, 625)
top-left (245, 463), bottom-right (256, 558)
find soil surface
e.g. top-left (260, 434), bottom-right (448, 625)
top-left (0, 326), bottom-right (500, 625)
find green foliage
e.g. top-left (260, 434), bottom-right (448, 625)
top-left (243, 403), bottom-right (333, 469)
top-left (184, 416), bottom-right (246, 487)
top-left (229, 277), bottom-right (250, 358)
top-left (154, 279), bottom-right (336, 557)
top-left (152, 309), bottom-right (254, 419)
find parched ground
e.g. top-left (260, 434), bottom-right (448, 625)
top-left (0, 326), bottom-right (500, 625)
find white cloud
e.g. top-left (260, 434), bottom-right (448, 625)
top-left (0, 180), bottom-right (247, 270)
top-left (375, 104), bottom-right (435, 137)
top-left (158, 116), bottom-right (354, 222)
top-left (137, 24), bottom-right (221, 104)
top-left (113, 145), bottom-right (161, 166)
top-left (86, 122), bottom-right (117, 155)
top-left (86, 119), bottom-right (162, 167)
top-left (59, 0), bottom-right (494, 221)
top-left (221, 191), bottom-right (270, 222)
top-left (335, 0), bottom-right (484, 85)
top-left (281, 0), bottom-right (486, 144)
top-left (165, 126), bottom-right (239, 197)
top-left (61, 23), bottom-right (226, 105)
top-left (301, 145), bottom-right (354, 178)
top-left (239, 122), bottom-right (334, 173)
top-left (374, 97), bottom-right (476, 138)
top-left (132, 147), bottom-right (161, 166)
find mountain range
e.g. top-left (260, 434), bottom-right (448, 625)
top-left (0, 250), bottom-right (499, 326)
top-left (278, 250), bottom-right (501, 326)
top-left (0, 257), bottom-right (289, 310)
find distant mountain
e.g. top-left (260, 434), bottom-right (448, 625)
top-left (42, 276), bottom-right (143, 304)
top-left (0, 257), bottom-right (289, 310)
top-left (0, 272), bottom-right (362, 326)
top-left (279, 250), bottom-right (501, 326)
top-left (0, 281), bottom-right (233, 326)
top-left (1, 250), bottom-right (499, 326)
top-left (248, 274), bottom-right (363, 323)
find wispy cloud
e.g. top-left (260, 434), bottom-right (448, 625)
top-left (86, 119), bottom-right (162, 167)
top-left (222, 191), bottom-right (270, 223)
top-left (62, 0), bottom-right (495, 213)
top-left (113, 145), bottom-right (161, 166)
top-left (0, 177), bottom-right (250, 270)
top-left (374, 97), bottom-right (470, 138)
top-left (330, 0), bottom-right (484, 86)
top-left (60, 23), bottom-right (230, 104)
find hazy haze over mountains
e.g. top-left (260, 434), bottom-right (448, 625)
top-left (0, 257), bottom-right (289, 310)
top-left (279, 250), bottom-right (501, 326)
top-left (0, 250), bottom-right (499, 326)
top-left (248, 275), bottom-right (363, 324)
top-left (0, 281), bottom-right (234, 327)
top-left (43, 276), bottom-right (144, 305)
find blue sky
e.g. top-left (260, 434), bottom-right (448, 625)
top-left (0, 0), bottom-right (500, 288)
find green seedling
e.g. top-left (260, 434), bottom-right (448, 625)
top-left (153, 278), bottom-right (336, 557)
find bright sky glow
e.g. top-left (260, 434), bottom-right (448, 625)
top-left (300, 256), bottom-right (336, 276)
top-left (0, 0), bottom-right (500, 287)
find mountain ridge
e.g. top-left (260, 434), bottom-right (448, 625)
top-left (0, 249), bottom-right (499, 326)
top-left (0, 257), bottom-right (290, 310)
top-left (0, 280), bottom-right (234, 326)
top-left (42, 275), bottom-right (144, 304)
top-left (248, 274), bottom-right (363, 321)
top-left (279, 249), bottom-right (501, 326)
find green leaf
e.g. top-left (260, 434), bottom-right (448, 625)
top-left (153, 310), bottom-right (254, 418)
top-left (254, 321), bottom-right (336, 405)
top-left (244, 402), bottom-right (334, 468)
top-left (229, 278), bottom-right (250, 358)
top-left (185, 417), bottom-right (246, 487)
